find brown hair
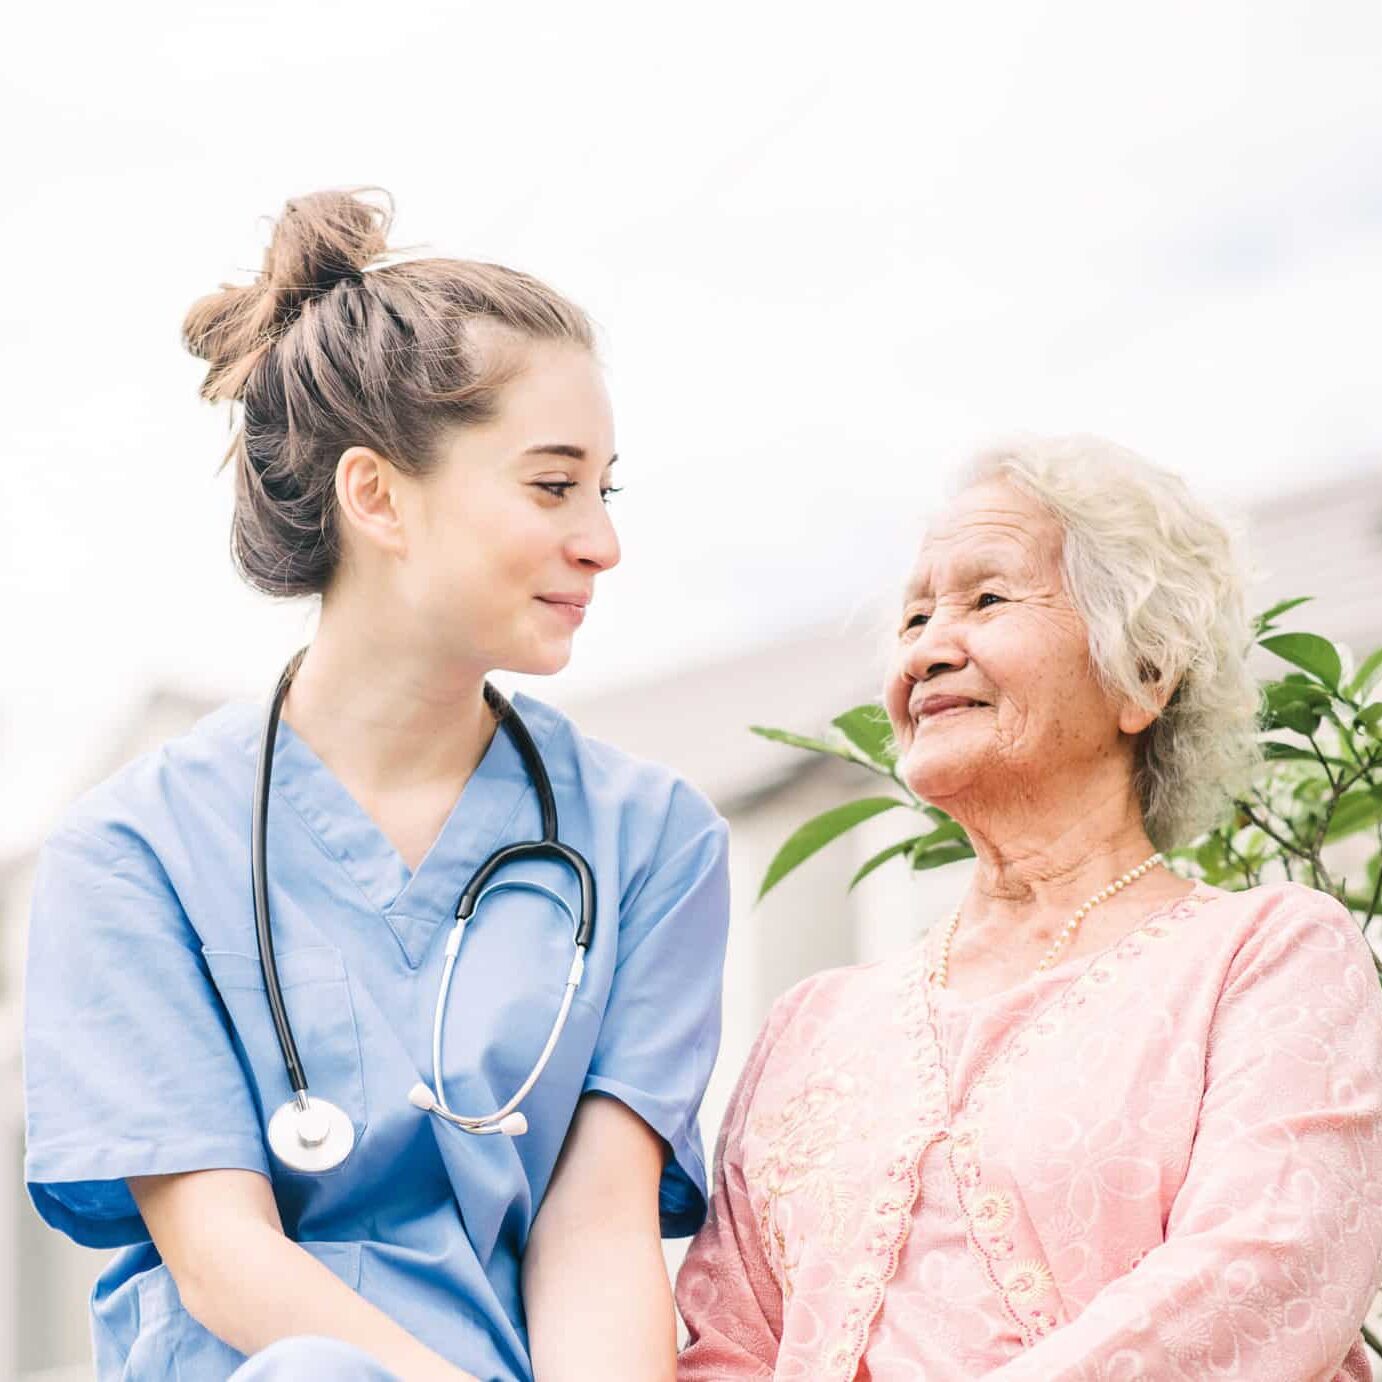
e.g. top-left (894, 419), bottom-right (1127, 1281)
top-left (183, 188), bottom-right (594, 596)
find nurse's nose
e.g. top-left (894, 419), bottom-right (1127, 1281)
top-left (568, 498), bottom-right (621, 573)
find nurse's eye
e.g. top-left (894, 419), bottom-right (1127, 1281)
top-left (600, 485), bottom-right (623, 505)
top-left (533, 481), bottom-right (577, 501)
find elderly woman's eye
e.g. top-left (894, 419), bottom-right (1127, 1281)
top-left (976, 592), bottom-right (1005, 609)
top-left (903, 611), bottom-right (930, 631)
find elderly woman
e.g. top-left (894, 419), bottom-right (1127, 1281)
top-left (676, 434), bottom-right (1382, 1380)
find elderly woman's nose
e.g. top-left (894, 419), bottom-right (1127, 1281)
top-left (900, 615), bottom-right (968, 683)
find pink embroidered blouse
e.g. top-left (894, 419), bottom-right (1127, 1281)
top-left (676, 882), bottom-right (1382, 1380)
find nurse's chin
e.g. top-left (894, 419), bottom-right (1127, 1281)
top-left (508, 637), bottom-right (578, 679)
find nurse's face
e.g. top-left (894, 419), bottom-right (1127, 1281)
top-left (394, 337), bottom-right (621, 676)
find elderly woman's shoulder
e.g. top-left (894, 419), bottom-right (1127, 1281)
top-left (1198, 879), bottom-right (1376, 977)
top-left (1205, 878), bottom-right (1357, 927)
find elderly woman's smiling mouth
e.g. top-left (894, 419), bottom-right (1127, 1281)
top-left (912, 693), bottom-right (990, 724)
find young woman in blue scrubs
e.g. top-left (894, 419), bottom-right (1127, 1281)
top-left (23, 190), bottom-right (730, 1381)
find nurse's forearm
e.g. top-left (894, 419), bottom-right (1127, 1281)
top-left (523, 1094), bottom-right (677, 1382)
top-left (191, 1218), bottom-right (480, 1379)
top-left (524, 1218), bottom-right (676, 1381)
top-left (129, 1169), bottom-right (479, 1382)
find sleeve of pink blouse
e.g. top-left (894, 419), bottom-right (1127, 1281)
top-left (675, 990), bottom-right (798, 1379)
top-left (985, 888), bottom-right (1382, 1382)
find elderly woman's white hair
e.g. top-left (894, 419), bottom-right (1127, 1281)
top-left (954, 433), bottom-right (1261, 850)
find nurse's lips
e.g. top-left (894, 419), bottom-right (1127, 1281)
top-left (535, 592), bottom-right (591, 626)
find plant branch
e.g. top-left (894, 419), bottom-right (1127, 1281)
top-left (1237, 799), bottom-right (1303, 860)
top-left (1307, 732), bottom-right (1338, 791)
top-left (1367, 826), bottom-right (1382, 927)
top-left (1220, 832), bottom-right (1259, 888)
top-left (1334, 749), bottom-right (1379, 798)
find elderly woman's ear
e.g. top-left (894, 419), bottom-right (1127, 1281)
top-left (1117, 670), bottom-right (1178, 737)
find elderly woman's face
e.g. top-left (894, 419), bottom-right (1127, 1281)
top-left (883, 480), bottom-right (1135, 811)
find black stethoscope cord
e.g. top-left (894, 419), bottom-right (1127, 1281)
top-left (252, 649), bottom-right (310, 1100)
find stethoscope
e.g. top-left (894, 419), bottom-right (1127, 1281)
top-left (251, 650), bottom-right (596, 1173)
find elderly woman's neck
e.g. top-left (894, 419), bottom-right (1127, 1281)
top-left (957, 778), bottom-right (1163, 915)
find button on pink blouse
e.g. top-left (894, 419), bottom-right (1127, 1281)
top-left (676, 882), bottom-right (1382, 1380)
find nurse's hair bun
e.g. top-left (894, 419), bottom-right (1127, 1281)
top-left (184, 188), bottom-right (392, 405)
top-left (184, 188), bottom-right (595, 598)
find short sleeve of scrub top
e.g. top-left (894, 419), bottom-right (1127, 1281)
top-left (24, 820), bottom-right (271, 1246)
top-left (582, 782), bottom-right (729, 1235)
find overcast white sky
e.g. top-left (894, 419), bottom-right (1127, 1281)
top-left (2, 1), bottom-right (1381, 851)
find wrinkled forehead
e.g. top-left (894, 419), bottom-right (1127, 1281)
top-left (905, 481), bottom-right (1064, 597)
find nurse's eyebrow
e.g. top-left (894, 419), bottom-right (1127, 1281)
top-left (523, 444), bottom-right (619, 466)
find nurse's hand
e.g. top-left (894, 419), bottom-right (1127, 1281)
top-left (522, 1093), bottom-right (677, 1382)
top-left (128, 1168), bottom-right (481, 1382)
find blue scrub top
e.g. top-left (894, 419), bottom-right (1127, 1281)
top-left (23, 693), bottom-right (731, 1381)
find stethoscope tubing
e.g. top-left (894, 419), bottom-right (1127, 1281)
top-left (252, 649), bottom-right (311, 1102)
top-left (426, 879), bottom-right (586, 1134)
top-left (251, 651), bottom-right (597, 1167)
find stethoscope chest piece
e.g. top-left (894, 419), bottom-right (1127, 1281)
top-left (267, 1095), bottom-right (356, 1173)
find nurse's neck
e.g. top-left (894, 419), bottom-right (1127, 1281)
top-left (279, 623), bottom-right (499, 873)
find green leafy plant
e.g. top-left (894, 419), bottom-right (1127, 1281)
top-left (751, 599), bottom-right (1382, 958)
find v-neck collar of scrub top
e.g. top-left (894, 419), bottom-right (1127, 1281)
top-left (265, 691), bottom-right (562, 970)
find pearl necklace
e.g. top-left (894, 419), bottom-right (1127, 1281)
top-left (931, 851), bottom-right (1165, 989)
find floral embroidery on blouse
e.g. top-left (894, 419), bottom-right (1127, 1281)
top-left (745, 1060), bottom-right (866, 1299)
top-left (1004, 1259), bottom-right (1055, 1305)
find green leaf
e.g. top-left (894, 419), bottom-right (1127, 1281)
top-left (848, 835), bottom-right (922, 890)
top-left (1254, 596), bottom-right (1314, 635)
top-left (915, 818), bottom-right (969, 848)
top-left (1358, 704), bottom-right (1382, 739)
top-left (750, 725), bottom-right (864, 764)
top-left (1260, 633), bottom-right (1342, 692)
top-left (1261, 681), bottom-right (1330, 736)
top-left (831, 705), bottom-right (897, 769)
top-left (1348, 647), bottom-right (1382, 701)
top-left (909, 839), bottom-right (975, 872)
top-left (1196, 835), bottom-right (1226, 873)
top-left (758, 797), bottom-right (908, 900)
top-left (1261, 742), bottom-right (1329, 764)
top-left (1263, 680), bottom-right (1331, 708)
top-left (1263, 702), bottom-right (1323, 738)
top-left (1324, 789), bottom-right (1382, 844)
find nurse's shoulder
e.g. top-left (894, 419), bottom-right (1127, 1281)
top-left (34, 701), bottom-right (260, 904)
top-left (512, 689), bottom-right (728, 865)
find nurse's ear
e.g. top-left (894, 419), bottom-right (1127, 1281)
top-left (334, 446), bottom-right (408, 561)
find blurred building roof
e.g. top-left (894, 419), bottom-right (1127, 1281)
top-left (1246, 464), bottom-right (1382, 660)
